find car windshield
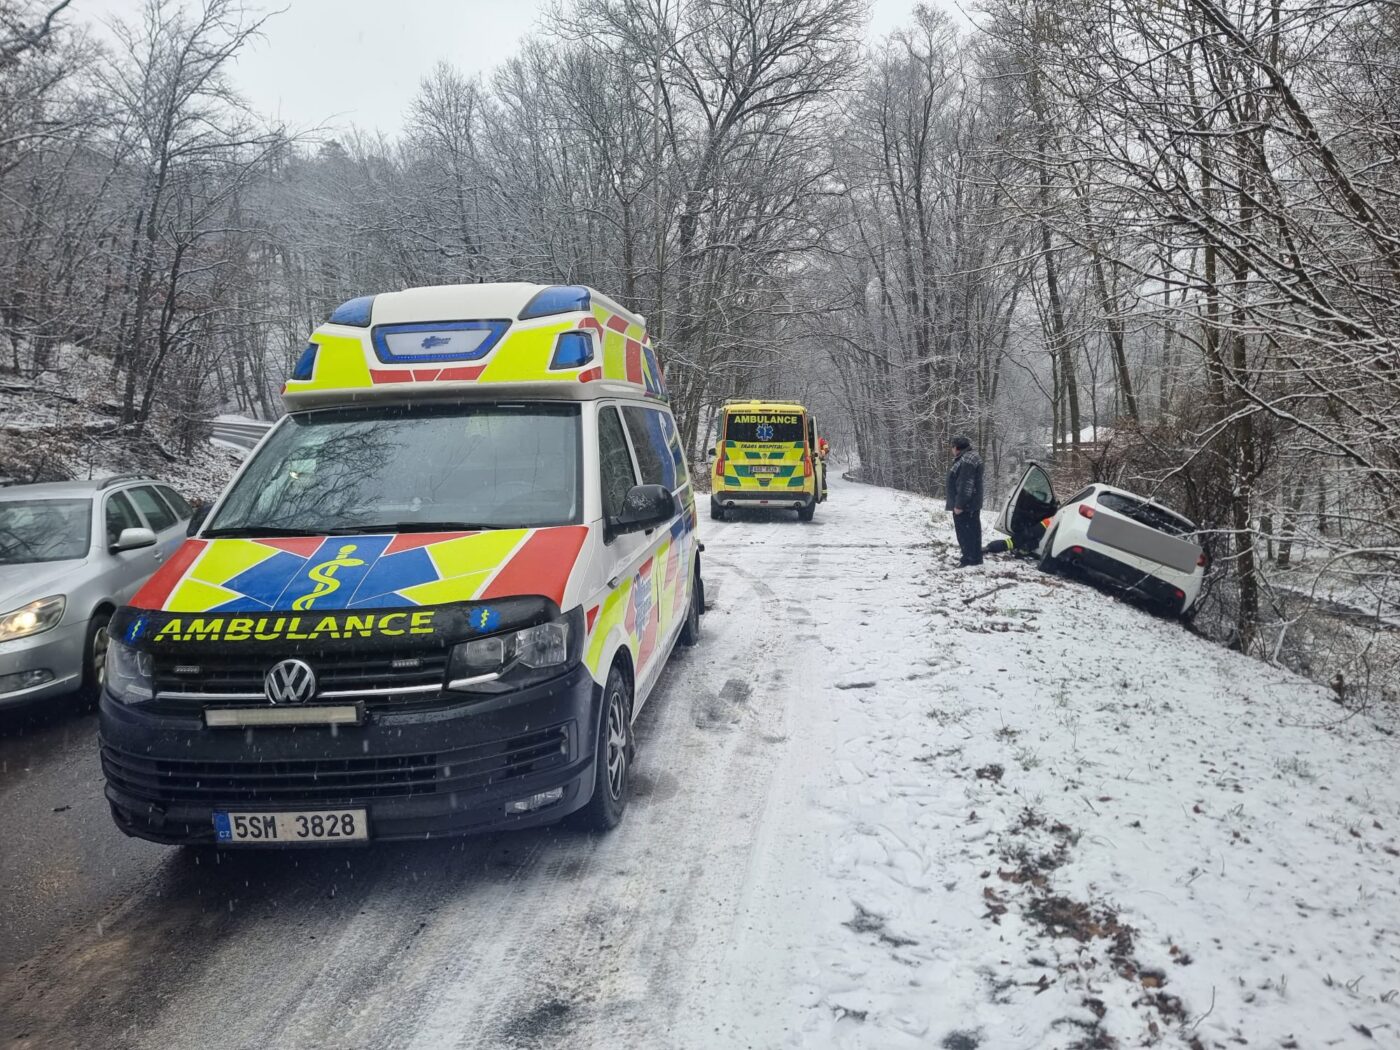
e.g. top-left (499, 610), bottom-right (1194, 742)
top-left (0, 498), bottom-right (92, 564)
top-left (1096, 490), bottom-right (1194, 536)
top-left (207, 403), bottom-right (582, 534)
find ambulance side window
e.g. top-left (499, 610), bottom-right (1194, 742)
top-left (622, 406), bottom-right (677, 491)
top-left (663, 411), bottom-right (689, 486)
top-left (598, 406), bottom-right (638, 520)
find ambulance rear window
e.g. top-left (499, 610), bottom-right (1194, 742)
top-left (725, 413), bottom-right (804, 444)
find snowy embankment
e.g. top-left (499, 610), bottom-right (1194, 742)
top-left (0, 344), bottom-right (242, 500)
top-left (699, 481), bottom-right (1398, 1049)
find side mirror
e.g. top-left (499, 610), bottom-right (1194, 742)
top-left (113, 527), bottom-right (157, 553)
top-left (707, 447), bottom-right (716, 458)
top-left (608, 484), bottom-right (676, 537)
top-left (186, 504), bottom-right (211, 536)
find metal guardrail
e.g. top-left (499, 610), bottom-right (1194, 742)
top-left (207, 418), bottom-right (274, 452)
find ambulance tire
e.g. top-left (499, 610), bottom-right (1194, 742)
top-left (679, 568), bottom-right (702, 647)
top-left (797, 501), bottom-right (816, 522)
top-left (710, 499), bottom-right (726, 522)
top-left (574, 664), bottom-right (632, 832)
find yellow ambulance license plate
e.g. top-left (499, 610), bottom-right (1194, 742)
top-left (214, 809), bottom-right (367, 844)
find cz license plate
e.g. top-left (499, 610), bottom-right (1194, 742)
top-left (749, 465), bottom-right (782, 475)
top-left (214, 809), bottom-right (368, 844)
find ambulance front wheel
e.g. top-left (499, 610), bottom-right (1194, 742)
top-left (573, 664), bottom-right (632, 832)
top-left (798, 501), bottom-right (816, 522)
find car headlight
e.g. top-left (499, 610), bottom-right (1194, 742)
top-left (104, 637), bottom-right (154, 704)
top-left (0, 595), bottom-right (66, 643)
top-left (446, 610), bottom-right (581, 695)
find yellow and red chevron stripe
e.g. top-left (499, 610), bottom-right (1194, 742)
top-left (131, 528), bottom-right (589, 613)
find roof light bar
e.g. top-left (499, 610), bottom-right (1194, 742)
top-left (370, 320), bottom-right (510, 364)
top-left (519, 285), bottom-right (591, 320)
top-left (328, 295), bottom-right (376, 327)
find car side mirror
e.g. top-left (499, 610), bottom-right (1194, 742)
top-left (113, 526), bottom-right (157, 552)
top-left (608, 484), bottom-right (676, 538)
top-left (186, 504), bottom-right (210, 536)
top-left (707, 447), bottom-right (716, 457)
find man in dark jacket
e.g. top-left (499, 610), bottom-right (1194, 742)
top-left (946, 435), bottom-right (984, 566)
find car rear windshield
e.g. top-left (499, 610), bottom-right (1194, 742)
top-left (1095, 491), bottom-right (1194, 536)
top-left (0, 498), bottom-right (92, 563)
top-left (207, 403), bottom-right (582, 535)
top-left (725, 412), bottom-right (805, 444)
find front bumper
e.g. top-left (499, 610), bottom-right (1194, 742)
top-left (1060, 546), bottom-right (1190, 612)
top-left (0, 621), bottom-right (85, 710)
top-left (99, 662), bottom-right (601, 845)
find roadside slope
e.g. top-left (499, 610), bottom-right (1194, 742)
top-left (699, 480), bottom-right (1399, 1049)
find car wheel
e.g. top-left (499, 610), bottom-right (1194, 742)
top-left (797, 501), bottom-right (816, 522)
top-left (709, 498), bottom-right (725, 521)
top-left (679, 569), bottom-right (702, 647)
top-left (574, 664), bottom-right (632, 832)
top-left (1037, 527), bottom-right (1061, 575)
top-left (78, 610), bottom-right (112, 708)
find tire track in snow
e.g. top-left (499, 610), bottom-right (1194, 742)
top-left (394, 525), bottom-right (817, 1048)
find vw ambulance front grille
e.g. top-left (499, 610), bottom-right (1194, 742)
top-left (101, 724), bottom-right (571, 805)
top-left (150, 651), bottom-right (449, 709)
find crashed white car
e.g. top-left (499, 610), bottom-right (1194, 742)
top-left (996, 464), bottom-right (1207, 616)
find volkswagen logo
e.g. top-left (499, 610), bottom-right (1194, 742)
top-left (264, 659), bottom-right (317, 704)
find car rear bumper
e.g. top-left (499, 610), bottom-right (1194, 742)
top-left (99, 662), bottom-right (601, 845)
top-left (0, 622), bottom-right (86, 709)
top-left (1059, 546), bottom-right (1192, 612)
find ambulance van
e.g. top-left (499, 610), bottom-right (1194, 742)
top-left (710, 400), bottom-right (825, 521)
top-left (99, 283), bottom-right (703, 845)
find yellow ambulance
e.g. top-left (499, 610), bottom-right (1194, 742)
top-left (710, 399), bottom-right (825, 521)
top-left (99, 283), bottom-right (702, 845)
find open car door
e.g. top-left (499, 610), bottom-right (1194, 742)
top-left (995, 462), bottom-right (1058, 537)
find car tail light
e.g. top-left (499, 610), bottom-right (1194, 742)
top-left (716, 445), bottom-right (727, 477)
top-left (803, 452), bottom-right (813, 477)
top-left (1078, 505), bottom-right (1095, 519)
top-left (1174, 588), bottom-right (1186, 600)
top-left (1197, 552), bottom-right (1208, 568)
top-left (1070, 545), bottom-right (1084, 555)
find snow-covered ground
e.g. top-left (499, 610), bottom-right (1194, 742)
top-left (1, 344), bottom-right (244, 500)
top-left (4, 479), bottom-right (1396, 1049)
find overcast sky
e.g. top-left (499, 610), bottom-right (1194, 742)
top-left (71, 0), bottom-right (942, 135)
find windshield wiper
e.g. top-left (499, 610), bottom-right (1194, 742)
top-left (202, 525), bottom-right (328, 538)
top-left (327, 521), bottom-right (502, 534)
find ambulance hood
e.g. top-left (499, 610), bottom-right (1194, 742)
top-left (128, 527), bottom-right (590, 615)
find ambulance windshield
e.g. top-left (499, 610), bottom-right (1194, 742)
top-left (207, 403), bottom-right (582, 535)
top-left (725, 413), bottom-right (805, 444)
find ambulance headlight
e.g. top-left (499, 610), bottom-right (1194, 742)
top-left (105, 638), bottom-right (155, 705)
top-left (446, 609), bottom-right (582, 694)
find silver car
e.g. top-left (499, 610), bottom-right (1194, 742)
top-left (0, 477), bottom-right (193, 711)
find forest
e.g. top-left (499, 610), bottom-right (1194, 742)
top-left (1, 0), bottom-right (1396, 691)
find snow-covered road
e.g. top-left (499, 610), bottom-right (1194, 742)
top-left (3, 479), bottom-right (1397, 1048)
